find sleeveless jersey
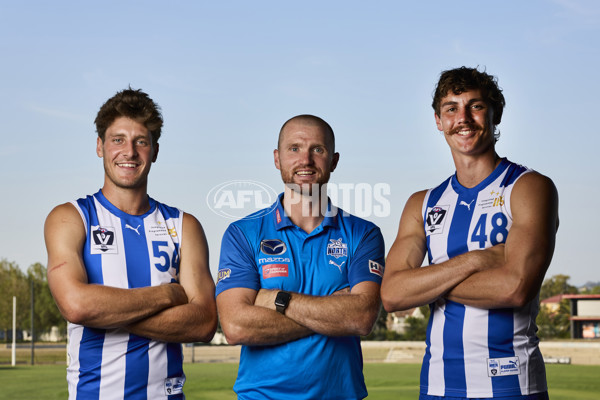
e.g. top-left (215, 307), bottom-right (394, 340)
top-left (420, 159), bottom-right (547, 398)
top-left (67, 190), bottom-right (186, 400)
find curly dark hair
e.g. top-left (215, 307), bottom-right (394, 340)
top-left (94, 87), bottom-right (163, 145)
top-left (432, 66), bottom-right (505, 127)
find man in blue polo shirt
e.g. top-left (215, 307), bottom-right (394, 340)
top-left (216, 114), bottom-right (385, 400)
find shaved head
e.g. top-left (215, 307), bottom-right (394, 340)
top-left (278, 114), bottom-right (335, 152)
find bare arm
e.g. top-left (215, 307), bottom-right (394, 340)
top-left (45, 203), bottom-right (187, 329)
top-left (125, 213), bottom-right (218, 343)
top-left (445, 172), bottom-right (559, 308)
top-left (217, 287), bottom-right (313, 346)
top-left (254, 281), bottom-right (380, 337)
top-left (381, 191), bottom-right (504, 312)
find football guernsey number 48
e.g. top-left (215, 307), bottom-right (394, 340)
top-left (471, 212), bottom-right (509, 248)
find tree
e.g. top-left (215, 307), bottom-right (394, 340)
top-left (27, 263), bottom-right (66, 339)
top-left (537, 298), bottom-right (571, 339)
top-left (539, 274), bottom-right (578, 301)
top-left (402, 306), bottom-right (430, 341)
top-left (0, 259), bottom-right (29, 340)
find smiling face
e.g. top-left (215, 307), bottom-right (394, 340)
top-left (274, 120), bottom-right (339, 195)
top-left (96, 116), bottom-right (158, 192)
top-left (435, 89), bottom-right (496, 158)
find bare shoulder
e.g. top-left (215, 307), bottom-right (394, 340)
top-left (512, 170), bottom-right (559, 228)
top-left (513, 171), bottom-right (559, 204)
top-left (401, 190), bottom-right (429, 221)
top-left (182, 212), bottom-right (207, 240)
top-left (44, 202), bottom-right (85, 236)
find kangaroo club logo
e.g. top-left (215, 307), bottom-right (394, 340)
top-left (260, 239), bottom-right (287, 256)
top-left (327, 238), bottom-right (348, 259)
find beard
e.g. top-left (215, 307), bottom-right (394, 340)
top-left (280, 170), bottom-right (330, 196)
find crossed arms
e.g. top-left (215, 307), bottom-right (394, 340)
top-left (381, 172), bottom-right (559, 312)
top-left (217, 281), bottom-right (380, 346)
top-left (44, 203), bottom-right (217, 343)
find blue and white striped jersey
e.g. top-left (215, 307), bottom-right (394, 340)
top-left (67, 190), bottom-right (186, 400)
top-left (420, 159), bottom-right (547, 398)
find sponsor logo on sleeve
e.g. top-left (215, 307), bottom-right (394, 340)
top-left (425, 205), bottom-right (449, 235)
top-left (487, 357), bottom-right (520, 377)
top-left (217, 268), bottom-right (231, 284)
top-left (90, 226), bottom-right (118, 254)
top-left (369, 260), bottom-right (384, 277)
top-left (262, 264), bottom-right (289, 279)
top-left (260, 239), bottom-right (287, 255)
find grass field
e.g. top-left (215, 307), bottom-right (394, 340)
top-left (1, 363), bottom-right (599, 399)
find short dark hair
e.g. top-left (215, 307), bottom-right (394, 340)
top-left (94, 87), bottom-right (163, 145)
top-left (432, 66), bottom-right (505, 126)
top-left (278, 114), bottom-right (335, 152)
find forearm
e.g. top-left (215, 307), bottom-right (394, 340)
top-left (55, 282), bottom-right (186, 329)
top-left (382, 249), bottom-right (493, 312)
top-left (220, 303), bottom-right (312, 346)
top-left (287, 292), bottom-right (379, 336)
top-left (444, 267), bottom-right (520, 308)
top-left (125, 300), bottom-right (217, 343)
top-left (256, 283), bottom-right (380, 337)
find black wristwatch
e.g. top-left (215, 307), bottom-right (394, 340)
top-left (275, 291), bottom-right (291, 314)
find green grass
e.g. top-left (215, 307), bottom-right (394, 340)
top-left (0, 363), bottom-right (599, 399)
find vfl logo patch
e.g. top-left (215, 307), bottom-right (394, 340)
top-left (327, 238), bottom-right (348, 259)
top-left (262, 264), bottom-right (289, 279)
top-left (487, 356), bottom-right (520, 377)
top-left (369, 260), bottom-right (384, 277)
top-left (217, 268), bottom-right (231, 284)
top-left (260, 239), bottom-right (287, 255)
top-left (91, 226), bottom-right (118, 254)
top-left (425, 205), bottom-right (449, 235)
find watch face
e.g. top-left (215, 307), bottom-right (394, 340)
top-left (275, 291), bottom-right (291, 306)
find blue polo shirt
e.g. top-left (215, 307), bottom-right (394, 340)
top-left (216, 194), bottom-right (385, 400)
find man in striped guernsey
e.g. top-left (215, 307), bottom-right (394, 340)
top-left (44, 88), bottom-right (217, 399)
top-left (382, 67), bottom-right (559, 400)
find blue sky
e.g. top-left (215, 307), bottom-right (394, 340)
top-left (1, 0), bottom-right (598, 286)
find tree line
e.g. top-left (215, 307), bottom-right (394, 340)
top-left (0, 259), bottom-right (65, 341)
top-left (1, 257), bottom-right (598, 343)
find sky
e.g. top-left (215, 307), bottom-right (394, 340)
top-left (0, 0), bottom-right (598, 286)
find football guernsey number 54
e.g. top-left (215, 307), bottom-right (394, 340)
top-left (152, 241), bottom-right (180, 273)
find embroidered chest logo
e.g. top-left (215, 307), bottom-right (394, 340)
top-left (425, 206), bottom-right (449, 235)
top-left (125, 224), bottom-right (141, 235)
top-left (260, 239), bottom-right (287, 255)
top-left (91, 226), bottom-right (118, 254)
top-left (459, 199), bottom-right (474, 210)
top-left (480, 189), bottom-right (506, 210)
top-left (327, 238), bottom-right (348, 259)
top-left (329, 259), bottom-right (346, 272)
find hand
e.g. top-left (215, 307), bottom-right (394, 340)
top-left (332, 287), bottom-right (350, 296)
top-left (165, 282), bottom-right (189, 306)
top-left (475, 244), bottom-right (505, 272)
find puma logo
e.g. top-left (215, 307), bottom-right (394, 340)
top-left (125, 224), bottom-right (141, 235)
top-left (459, 199), bottom-right (474, 211)
top-left (329, 259), bottom-right (345, 273)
